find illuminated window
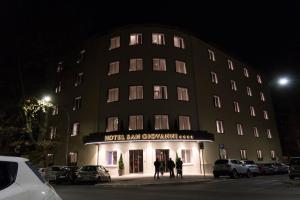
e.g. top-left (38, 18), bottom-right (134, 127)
top-left (52, 105), bottom-right (58, 115)
top-left (55, 81), bottom-right (61, 93)
top-left (208, 49), bottom-right (216, 61)
top-left (71, 122), bottom-right (80, 136)
top-left (181, 149), bottom-right (191, 163)
top-left (231, 80), bottom-right (237, 91)
top-left (250, 106), bottom-right (256, 117)
top-left (49, 126), bottom-right (56, 140)
top-left (233, 101), bottom-right (240, 113)
top-left (219, 148), bottom-right (227, 159)
top-left (174, 36), bottom-right (185, 49)
top-left (270, 150), bottom-right (276, 160)
top-left (257, 74), bottom-right (262, 84)
top-left (107, 151), bottom-right (117, 165)
top-left (73, 96), bottom-right (82, 110)
top-left (211, 72), bottom-right (218, 84)
top-left (253, 127), bottom-right (259, 137)
top-left (129, 58), bottom-right (143, 71)
top-left (74, 72), bottom-right (84, 86)
top-left (129, 33), bottom-right (142, 45)
top-left (237, 123), bottom-right (244, 136)
top-left (177, 87), bottom-right (189, 101)
top-left (257, 150), bottom-right (263, 161)
top-left (152, 33), bottom-right (165, 45)
top-left (107, 88), bottom-right (119, 103)
top-left (263, 110), bottom-right (269, 120)
top-left (47, 154), bottom-right (54, 165)
top-left (244, 68), bottom-right (249, 78)
top-left (57, 62), bottom-right (63, 72)
top-left (154, 115), bottom-right (169, 130)
top-left (267, 129), bottom-right (272, 139)
top-left (213, 95), bottom-right (221, 108)
top-left (154, 86), bottom-right (168, 99)
top-left (153, 58), bottom-right (166, 71)
top-left (108, 61), bottom-right (119, 75)
top-left (175, 60), bottom-right (187, 74)
top-left (69, 152), bottom-right (78, 165)
top-left (106, 117), bottom-right (118, 132)
top-left (260, 92), bottom-right (266, 102)
top-left (129, 115), bottom-right (143, 130)
top-left (240, 149), bottom-right (247, 160)
top-left (246, 86), bottom-right (252, 96)
top-left (216, 120), bottom-right (224, 133)
top-left (228, 59), bottom-right (234, 70)
top-left (179, 116), bottom-right (191, 130)
top-left (129, 86), bottom-right (143, 100)
top-left (109, 36), bottom-right (120, 50)
top-left (76, 50), bottom-right (86, 64)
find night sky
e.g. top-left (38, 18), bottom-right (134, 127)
top-left (1, 1), bottom-right (300, 113)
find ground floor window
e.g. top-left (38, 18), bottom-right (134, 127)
top-left (181, 149), bottom-right (191, 164)
top-left (107, 151), bottom-right (117, 165)
top-left (69, 152), bottom-right (78, 166)
top-left (219, 148), bottom-right (227, 159)
top-left (156, 149), bottom-right (169, 172)
top-left (47, 153), bottom-right (54, 165)
top-left (129, 150), bottom-right (143, 173)
top-left (257, 150), bottom-right (263, 161)
top-left (270, 150), bottom-right (276, 161)
top-left (240, 149), bottom-right (247, 160)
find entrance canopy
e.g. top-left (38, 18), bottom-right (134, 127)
top-left (83, 130), bottom-right (214, 145)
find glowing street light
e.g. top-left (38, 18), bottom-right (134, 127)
top-left (277, 77), bottom-right (290, 86)
top-left (42, 96), bottom-right (52, 102)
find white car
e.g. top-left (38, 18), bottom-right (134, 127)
top-left (0, 156), bottom-right (62, 200)
top-left (241, 160), bottom-right (260, 175)
top-left (213, 159), bottom-right (252, 178)
top-left (45, 166), bottom-right (66, 182)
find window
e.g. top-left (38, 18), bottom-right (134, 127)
top-left (211, 72), bottom-right (218, 84)
top-left (240, 150), bottom-right (247, 160)
top-left (74, 72), bottom-right (84, 86)
top-left (154, 115), bottom-right (169, 130)
top-left (175, 60), bottom-right (187, 74)
top-left (49, 126), bottom-right (56, 140)
top-left (107, 151), bottom-right (117, 165)
top-left (257, 150), bottom-right (263, 161)
top-left (181, 149), bottom-right (191, 163)
top-left (153, 58), bottom-right (167, 71)
top-left (231, 80), bottom-right (237, 91)
top-left (228, 59), bottom-right (234, 70)
top-left (267, 129), bottom-right (272, 139)
top-left (154, 86), bottom-right (168, 99)
top-left (57, 62), bottom-right (63, 72)
top-left (129, 59), bottom-right (143, 71)
top-left (129, 33), bottom-right (142, 45)
top-left (208, 49), bottom-right (216, 61)
top-left (246, 86), bottom-right (252, 96)
top-left (260, 92), bottom-right (266, 102)
top-left (107, 88), bottom-right (119, 102)
top-left (233, 101), bottom-right (240, 113)
top-left (152, 33), bottom-right (165, 45)
top-left (237, 123), bottom-right (244, 135)
top-left (253, 127), bottom-right (259, 137)
top-left (52, 105), bottom-right (58, 115)
top-left (270, 150), bottom-right (276, 160)
top-left (69, 152), bottom-right (78, 165)
top-left (108, 61), bottom-right (119, 75)
top-left (109, 36), bottom-right (120, 50)
top-left (213, 95), bottom-right (221, 108)
top-left (71, 122), bottom-right (80, 136)
top-left (129, 86), bottom-right (143, 100)
top-left (106, 117), bottom-right (119, 132)
top-left (0, 161), bottom-right (18, 190)
top-left (129, 115), bottom-right (143, 130)
top-left (250, 106), bottom-right (256, 117)
top-left (55, 82), bottom-right (61, 93)
top-left (243, 68), bottom-right (249, 77)
top-left (73, 96), bottom-right (82, 110)
top-left (263, 110), bottom-right (269, 119)
top-left (216, 120), bottom-right (224, 133)
top-left (219, 148), bottom-right (227, 159)
top-left (179, 116), bottom-right (191, 130)
top-left (174, 36), bottom-right (185, 49)
top-left (177, 87), bottom-right (189, 101)
top-left (257, 74), bottom-right (262, 84)
top-left (76, 50), bottom-right (86, 64)
top-left (47, 154), bottom-right (54, 165)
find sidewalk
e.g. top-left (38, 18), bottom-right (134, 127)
top-left (95, 174), bottom-right (213, 187)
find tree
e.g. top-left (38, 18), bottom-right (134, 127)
top-left (118, 153), bottom-right (124, 176)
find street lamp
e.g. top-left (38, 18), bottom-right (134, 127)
top-left (277, 77), bottom-right (290, 86)
top-left (42, 95), bottom-right (52, 102)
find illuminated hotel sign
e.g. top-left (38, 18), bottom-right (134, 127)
top-left (104, 133), bottom-right (194, 142)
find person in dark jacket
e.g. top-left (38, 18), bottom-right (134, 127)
top-left (167, 158), bottom-right (175, 178)
top-left (154, 158), bottom-right (161, 179)
top-left (176, 158), bottom-right (183, 178)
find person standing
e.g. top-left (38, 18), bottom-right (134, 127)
top-left (167, 158), bottom-right (175, 178)
top-left (176, 158), bottom-right (183, 178)
top-left (154, 158), bottom-right (160, 179)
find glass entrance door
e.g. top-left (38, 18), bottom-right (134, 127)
top-left (129, 150), bottom-right (143, 173)
top-left (156, 149), bottom-right (169, 172)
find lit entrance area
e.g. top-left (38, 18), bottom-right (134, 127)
top-left (156, 149), bottom-right (169, 172)
top-left (129, 150), bottom-right (143, 173)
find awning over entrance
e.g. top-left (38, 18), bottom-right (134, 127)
top-left (83, 130), bottom-right (214, 144)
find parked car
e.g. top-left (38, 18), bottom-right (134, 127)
top-left (289, 157), bottom-right (300, 179)
top-left (0, 156), bottom-right (62, 200)
top-left (213, 159), bottom-right (252, 178)
top-left (75, 165), bottom-right (111, 183)
top-left (45, 165), bottom-right (66, 182)
top-left (257, 163), bottom-right (276, 175)
top-left (272, 163), bottom-right (289, 174)
top-left (55, 166), bottom-right (79, 184)
top-left (241, 160), bottom-right (260, 176)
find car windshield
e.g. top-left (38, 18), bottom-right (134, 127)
top-left (215, 159), bottom-right (228, 164)
top-left (244, 161), bottom-right (255, 164)
top-left (81, 166), bottom-right (97, 171)
top-left (290, 158), bottom-right (300, 165)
